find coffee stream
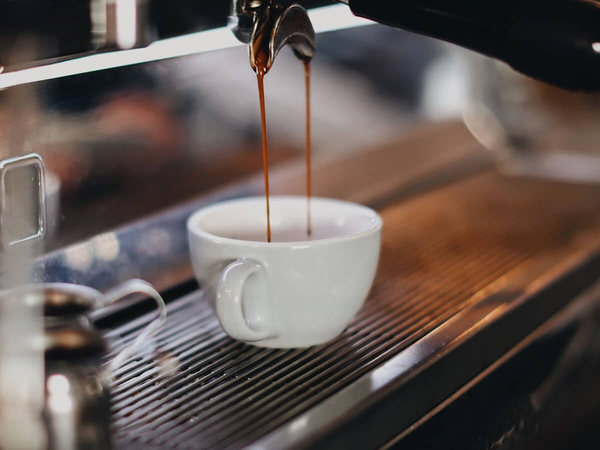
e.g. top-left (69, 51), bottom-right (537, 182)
top-left (304, 60), bottom-right (312, 238)
top-left (255, 53), bottom-right (312, 243)
top-left (256, 70), bottom-right (271, 243)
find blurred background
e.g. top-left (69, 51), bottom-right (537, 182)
top-left (0, 13), bottom-right (469, 252)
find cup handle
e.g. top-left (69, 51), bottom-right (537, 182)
top-left (216, 259), bottom-right (275, 342)
top-left (103, 279), bottom-right (167, 373)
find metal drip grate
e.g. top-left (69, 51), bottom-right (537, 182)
top-left (107, 171), bottom-right (600, 449)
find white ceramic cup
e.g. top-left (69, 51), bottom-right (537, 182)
top-left (187, 196), bottom-right (382, 348)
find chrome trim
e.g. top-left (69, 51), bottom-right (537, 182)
top-left (247, 3), bottom-right (315, 72)
top-left (0, 154), bottom-right (46, 250)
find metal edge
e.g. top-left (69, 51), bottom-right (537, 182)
top-left (0, 153), bottom-right (47, 250)
top-left (249, 241), bottom-right (600, 450)
top-left (380, 277), bottom-right (600, 449)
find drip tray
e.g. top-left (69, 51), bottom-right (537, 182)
top-left (106, 171), bottom-right (600, 449)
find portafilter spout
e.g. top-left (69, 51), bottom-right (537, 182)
top-left (229, 0), bottom-right (315, 74)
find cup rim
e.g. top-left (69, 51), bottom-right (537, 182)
top-left (187, 196), bottom-right (382, 248)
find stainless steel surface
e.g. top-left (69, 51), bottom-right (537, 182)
top-left (0, 153), bottom-right (46, 249)
top-left (0, 280), bottom-right (166, 449)
top-left (104, 170), bottom-right (600, 449)
top-left (0, 5), bottom-right (369, 90)
top-left (0, 288), bottom-right (109, 450)
top-left (229, 0), bottom-right (269, 44)
top-left (266, 4), bottom-right (315, 64)
top-left (0, 275), bottom-right (46, 450)
top-left (44, 327), bottom-right (112, 450)
top-left (0, 280), bottom-right (167, 371)
top-left (383, 275), bottom-right (600, 450)
top-left (0, 0), bottom-right (217, 67)
top-left (242, 2), bottom-right (315, 72)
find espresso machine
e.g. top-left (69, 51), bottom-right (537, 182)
top-left (2, 1), bottom-right (600, 449)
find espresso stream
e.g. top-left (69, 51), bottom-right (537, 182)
top-left (304, 61), bottom-right (312, 237)
top-left (255, 56), bottom-right (312, 243)
top-left (256, 69), bottom-right (271, 242)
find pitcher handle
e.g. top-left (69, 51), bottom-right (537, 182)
top-left (103, 279), bottom-right (167, 374)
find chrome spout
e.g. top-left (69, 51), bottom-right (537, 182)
top-left (230, 0), bottom-right (315, 73)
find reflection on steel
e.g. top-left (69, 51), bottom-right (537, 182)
top-left (138, 228), bottom-right (171, 257)
top-left (0, 5), bottom-right (371, 90)
top-left (0, 185), bottom-right (253, 293)
top-left (64, 243), bottom-right (95, 273)
top-left (92, 233), bottom-right (121, 262)
top-left (44, 329), bottom-right (111, 450)
top-left (155, 350), bottom-right (180, 378)
top-left (47, 374), bottom-right (74, 413)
